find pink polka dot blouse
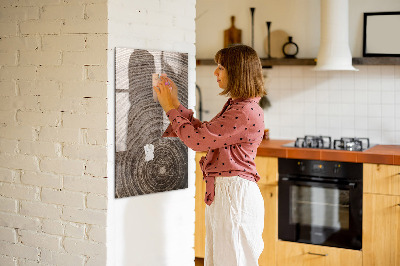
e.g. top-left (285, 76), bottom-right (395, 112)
top-left (162, 97), bottom-right (265, 205)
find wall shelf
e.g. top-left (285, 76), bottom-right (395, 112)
top-left (196, 57), bottom-right (400, 67)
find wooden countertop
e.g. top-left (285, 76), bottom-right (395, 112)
top-left (256, 139), bottom-right (400, 165)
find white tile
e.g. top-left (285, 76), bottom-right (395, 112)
top-left (381, 131), bottom-right (396, 145)
top-left (304, 102), bottom-right (316, 115)
top-left (291, 77), bottom-right (304, 90)
top-left (367, 130), bottom-right (382, 144)
top-left (367, 76), bottom-right (381, 91)
top-left (381, 66), bottom-right (395, 77)
top-left (355, 116), bottom-right (368, 130)
top-left (382, 117), bottom-right (396, 131)
top-left (329, 116), bottom-right (342, 129)
top-left (341, 128), bottom-right (355, 137)
top-left (329, 103), bottom-right (341, 116)
top-left (341, 117), bottom-right (355, 129)
top-left (328, 88), bottom-right (341, 103)
top-left (368, 117), bottom-right (382, 131)
top-left (291, 67), bottom-right (303, 78)
top-left (341, 104), bottom-right (355, 116)
top-left (381, 90), bottom-right (395, 104)
top-left (316, 115), bottom-right (330, 128)
top-left (367, 91), bottom-right (381, 105)
top-left (354, 90), bottom-right (368, 104)
top-left (382, 78), bottom-right (395, 91)
top-left (382, 104), bottom-right (395, 118)
top-left (316, 103), bottom-right (329, 115)
top-left (367, 104), bottom-right (381, 118)
top-left (316, 89), bottom-right (329, 103)
top-left (341, 89), bottom-right (355, 104)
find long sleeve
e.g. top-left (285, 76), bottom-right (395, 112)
top-left (162, 104), bottom-right (202, 137)
top-left (165, 105), bottom-right (249, 152)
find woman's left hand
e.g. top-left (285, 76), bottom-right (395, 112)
top-left (153, 78), bottom-right (175, 113)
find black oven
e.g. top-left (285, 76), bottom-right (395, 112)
top-left (278, 158), bottom-right (363, 250)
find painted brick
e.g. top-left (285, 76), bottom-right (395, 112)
top-left (63, 50), bottom-right (107, 65)
top-left (19, 51), bottom-right (62, 66)
top-left (0, 110), bottom-right (16, 125)
top-left (84, 160), bottom-right (107, 177)
top-left (85, 3), bottom-right (107, 20)
top-left (41, 188), bottom-right (85, 208)
top-left (86, 255), bottom-right (106, 266)
top-left (64, 175), bottom-right (107, 195)
top-left (37, 66), bottom-right (83, 82)
top-left (0, 66), bottom-right (36, 81)
top-left (20, 201), bottom-right (61, 219)
top-left (41, 219), bottom-right (64, 236)
top-left (0, 196), bottom-right (17, 213)
top-left (41, 34), bottom-right (85, 51)
top-left (63, 144), bottom-right (107, 161)
top-left (61, 207), bottom-right (106, 226)
top-left (0, 7), bottom-right (39, 22)
top-left (41, 4), bottom-right (84, 20)
top-left (40, 249), bottom-right (85, 266)
top-left (18, 80), bottom-right (61, 97)
top-left (0, 183), bottom-right (39, 201)
top-left (63, 237), bottom-right (106, 257)
top-left (0, 126), bottom-right (34, 141)
top-left (38, 96), bottom-right (106, 113)
top-left (0, 138), bottom-right (18, 154)
top-left (5, 96), bottom-right (40, 112)
top-left (38, 127), bottom-right (80, 143)
top-left (0, 81), bottom-right (16, 96)
top-left (0, 212), bottom-right (41, 231)
top-left (61, 81), bottom-right (107, 98)
top-left (62, 19), bottom-right (107, 34)
top-left (86, 193), bottom-right (107, 210)
top-left (85, 34), bottom-right (107, 51)
top-left (64, 222), bottom-right (85, 239)
top-left (21, 171), bottom-right (62, 189)
top-left (87, 225), bottom-right (105, 243)
top-left (0, 154), bottom-right (39, 172)
top-left (19, 140), bottom-right (58, 157)
top-left (0, 255), bottom-right (16, 266)
top-left (20, 21), bottom-right (61, 35)
top-left (85, 65), bottom-right (107, 81)
top-left (0, 168), bottom-right (15, 183)
top-left (16, 111), bottom-right (61, 127)
top-left (40, 158), bottom-right (84, 176)
top-left (0, 51), bottom-right (17, 65)
top-left (0, 226), bottom-right (17, 243)
top-left (62, 113), bottom-right (107, 129)
top-left (1, 0), bottom-right (62, 6)
top-left (0, 241), bottom-right (39, 261)
top-left (19, 230), bottom-right (61, 251)
top-left (18, 259), bottom-right (42, 266)
top-left (82, 128), bottom-right (107, 145)
top-left (0, 36), bottom-right (40, 52)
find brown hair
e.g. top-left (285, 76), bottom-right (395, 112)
top-left (214, 44), bottom-right (266, 99)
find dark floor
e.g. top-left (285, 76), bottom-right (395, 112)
top-left (195, 257), bottom-right (204, 266)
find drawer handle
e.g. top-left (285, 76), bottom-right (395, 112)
top-left (307, 252), bottom-right (328, 256)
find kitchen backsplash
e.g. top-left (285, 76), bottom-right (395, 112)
top-left (196, 65), bottom-right (400, 145)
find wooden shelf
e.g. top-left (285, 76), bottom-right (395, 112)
top-left (196, 57), bottom-right (400, 67)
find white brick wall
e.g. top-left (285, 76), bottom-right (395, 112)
top-left (0, 0), bottom-right (107, 265)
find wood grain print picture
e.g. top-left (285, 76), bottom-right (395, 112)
top-left (115, 48), bottom-right (188, 198)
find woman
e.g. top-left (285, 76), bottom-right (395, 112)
top-left (153, 44), bottom-right (266, 266)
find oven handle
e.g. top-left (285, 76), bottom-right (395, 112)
top-left (280, 177), bottom-right (357, 189)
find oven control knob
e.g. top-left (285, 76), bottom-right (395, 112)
top-left (334, 164), bottom-right (341, 174)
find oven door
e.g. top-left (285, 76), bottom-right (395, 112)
top-left (278, 176), bottom-right (362, 250)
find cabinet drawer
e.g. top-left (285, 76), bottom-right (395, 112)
top-left (277, 241), bottom-right (362, 266)
top-left (364, 164), bottom-right (400, 196)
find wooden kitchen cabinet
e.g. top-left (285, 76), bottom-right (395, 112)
top-left (276, 241), bottom-right (362, 266)
top-left (364, 163), bottom-right (400, 196)
top-left (363, 163), bottom-right (400, 266)
top-left (363, 193), bottom-right (400, 266)
top-left (195, 152), bottom-right (207, 258)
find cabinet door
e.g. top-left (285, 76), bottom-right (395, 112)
top-left (363, 193), bottom-right (400, 266)
top-left (255, 156), bottom-right (278, 186)
top-left (195, 152), bottom-right (207, 258)
top-left (364, 164), bottom-right (400, 196)
top-left (277, 241), bottom-right (362, 266)
top-left (259, 185), bottom-right (278, 266)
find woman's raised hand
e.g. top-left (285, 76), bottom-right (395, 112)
top-left (160, 74), bottom-right (180, 109)
top-left (153, 75), bottom-right (175, 113)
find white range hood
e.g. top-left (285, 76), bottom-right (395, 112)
top-left (314, 0), bottom-right (358, 71)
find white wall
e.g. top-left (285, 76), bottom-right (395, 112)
top-left (0, 1), bottom-right (108, 265)
top-left (107, 1), bottom-right (197, 266)
top-left (196, 0), bottom-right (400, 145)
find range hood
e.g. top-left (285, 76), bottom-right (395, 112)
top-left (314, 0), bottom-right (358, 71)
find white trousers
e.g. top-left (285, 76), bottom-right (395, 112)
top-left (205, 176), bottom-right (264, 266)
